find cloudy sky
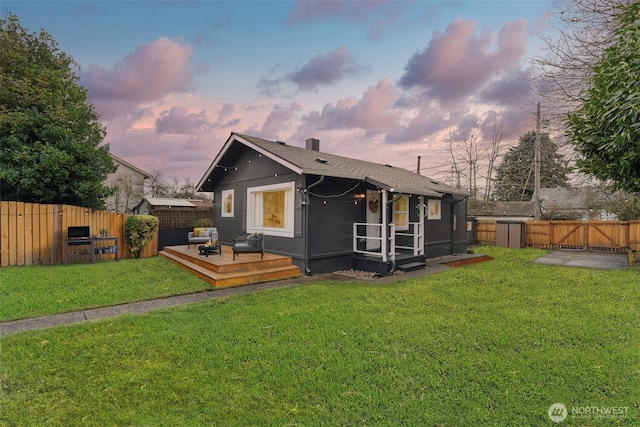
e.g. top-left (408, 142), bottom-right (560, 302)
top-left (3, 0), bottom-right (554, 187)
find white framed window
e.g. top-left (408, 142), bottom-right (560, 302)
top-left (428, 199), bottom-right (441, 220)
top-left (221, 189), bottom-right (234, 217)
top-left (247, 181), bottom-right (295, 237)
top-left (393, 195), bottom-right (409, 230)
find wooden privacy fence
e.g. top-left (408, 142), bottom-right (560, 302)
top-left (476, 219), bottom-right (640, 252)
top-left (0, 201), bottom-right (158, 267)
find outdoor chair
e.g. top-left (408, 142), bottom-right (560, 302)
top-left (188, 227), bottom-right (218, 248)
top-left (232, 233), bottom-right (264, 260)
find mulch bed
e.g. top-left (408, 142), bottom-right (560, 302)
top-left (443, 255), bottom-right (494, 268)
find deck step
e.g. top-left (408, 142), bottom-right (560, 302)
top-left (397, 261), bottom-right (427, 272)
top-left (159, 248), bottom-right (300, 288)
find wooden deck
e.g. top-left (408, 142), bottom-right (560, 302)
top-left (160, 245), bottom-right (301, 288)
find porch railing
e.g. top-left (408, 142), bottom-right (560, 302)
top-left (353, 223), bottom-right (383, 257)
top-left (352, 222), bottom-right (399, 261)
top-left (394, 222), bottom-right (423, 256)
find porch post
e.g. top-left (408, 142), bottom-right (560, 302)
top-left (381, 189), bottom-right (388, 262)
top-left (418, 195), bottom-right (425, 256)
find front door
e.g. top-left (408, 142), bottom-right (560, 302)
top-left (366, 190), bottom-right (381, 250)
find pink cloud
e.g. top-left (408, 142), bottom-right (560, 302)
top-left (82, 37), bottom-right (193, 106)
top-left (302, 79), bottom-right (399, 131)
top-left (289, 46), bottom-right (367, 90)
top-left (399, 18), bottom-right (528, 103)
top-left (156, 107), bottom-right (211, 135)
top-left (479, 68), bottom-right (532, 106)
top-left (255, 103), bottom-right (303, 140)
top-left (384, 108), bottom-right (453, 144)
top-left (259, 47), bottom-right (367, 96)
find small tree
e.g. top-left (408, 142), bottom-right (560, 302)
top-left (124, 215), bottom-right (159, 259)
top-left (583, 187), bottom-right (640, 221)
top-left (106, 173), bottom-right (144, 213)
top-left (145, 169), bottom-right (170, 197)
top-left (193, 217), bottom-right (213, 228)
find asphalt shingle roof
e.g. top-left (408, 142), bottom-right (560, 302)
top-left (233, 133), bottom-right (468, 198)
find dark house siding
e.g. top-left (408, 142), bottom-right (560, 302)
top-left (211, 148), bottom-right (306, 266)
top-left (305, 176), bottom-right (371, 274)
top-left (202, 136), bottom-right (468, 275)
top-left (453, 197), bottom-right (468, 254)
top-left (422, 195), bottom-right (468, 258)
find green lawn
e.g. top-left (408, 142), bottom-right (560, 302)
top-left (1, 247), bottom-right (638, 425)
top-left (0, 257), bottom-right (210, 321)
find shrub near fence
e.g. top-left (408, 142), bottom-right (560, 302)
top-left (475, 219), bottom-right (640, 252)
top-left (0, 201), bottom-right (158, 267)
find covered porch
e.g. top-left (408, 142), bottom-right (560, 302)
top-left (352, 191), bottom-right (429, 273)
top-left (160, 245), bottom-right (300, 288)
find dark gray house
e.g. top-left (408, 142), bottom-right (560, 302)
top-left (196, 133), bottom-right (469, 275)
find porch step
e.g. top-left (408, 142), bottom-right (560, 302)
top-left (397, 261), bottom-right (427, 272)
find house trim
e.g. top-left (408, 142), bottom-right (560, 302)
top-left (246, 181), bottom-right (296, 238)
top-left (198, 134), bottom-right (303, 191)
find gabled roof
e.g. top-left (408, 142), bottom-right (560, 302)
top-left (469, 201), bottom-right (536, 218)
top-left (198, 133), bottom-right (468, 198)
top-left (538, 187), bottom-right (599, 210)
top-left (110, 153), bottom-right (152, 179)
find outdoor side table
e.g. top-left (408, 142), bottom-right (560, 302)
top-left (198, 244), bottom-right (220, 257)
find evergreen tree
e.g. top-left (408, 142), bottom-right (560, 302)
top-left (493, 131), bottom-right (570, 201)
top-left (566, 2), bottom-right (640, 194)
top-left (0, 13), bottom-right (115, 209)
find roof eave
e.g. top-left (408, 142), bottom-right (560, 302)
top-left (197, 133), bottom-right (304, 191)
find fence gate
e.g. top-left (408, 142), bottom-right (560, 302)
top-left (550, 221), bottom-right (587, 250)
top-left (475, 219), bottom-right (640, 252)
top-left (587, 222), bottom-right (628, 251)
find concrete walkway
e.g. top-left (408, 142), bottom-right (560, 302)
top-left (0, 254), bottom-right (476, 336)
top-left (8, 250), bottom-right (627, 336)
top-left (532, 250), bottom-right (630, 269)
top-left (0, 276), bottom-right (319, 336)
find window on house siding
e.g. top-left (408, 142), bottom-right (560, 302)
top-left (428, 199), bottom-right (441, 220)
top-left (247, 181), bottom-right (295, 237)
top-left (393, 195), bottom-right (409, 230)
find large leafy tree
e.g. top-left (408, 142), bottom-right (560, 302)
top-left (493, 131), bottom-right (571, 201)
top-left (566, 2), bottom-right (640, 194)
top-left (0, 13), bottom-right (115, 209)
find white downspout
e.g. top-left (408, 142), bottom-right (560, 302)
top-left (381, 189), bottom-right (388, 263)
top-left (418, 195), bottom-right (425, 256)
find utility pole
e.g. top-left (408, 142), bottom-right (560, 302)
top-left (533, 102), bottom-right (541, 219)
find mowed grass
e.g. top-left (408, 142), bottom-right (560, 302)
top-left (0, 257), bottom-right (210, 321)
top-left (0, 247), bottom-right (639, 426)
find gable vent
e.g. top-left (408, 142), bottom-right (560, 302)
top-left (315, 157), bottom-right (328, 164)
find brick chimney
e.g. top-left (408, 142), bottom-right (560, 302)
top-left (306, 138), bottom-right (319, 151)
